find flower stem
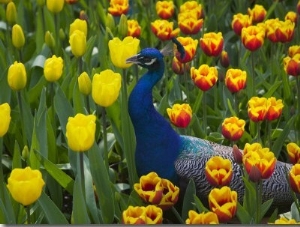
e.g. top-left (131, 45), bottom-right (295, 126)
top-left (203, 91), bottom-right (207, 136)
top-left (101, 106), bottom-right (109, 170)
top-left (183, 63), bottom-right (190, 103)
top-left (26, 205), bottom-right (31, 224)
top-left (17, 91), bottom-right (27, 147)
top-left (171, 206), bottom-right (184, 224)
top-left (255, 180), bottom-right (262, 224)
top-left (79, 152), bottom-right (85, 197)
top-left (256, 121), bottom-right (261, 143)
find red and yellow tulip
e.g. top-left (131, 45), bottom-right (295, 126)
top-left (232, 13), bottom-right (252, 36)
top-left (175, 36), bottom-right (198, 63)
top-left (241, 25), bottom-right (265, 51)
top-left (167, 103), bottom-right (192, 128)
top-left (221, 117), bottom-right (246, 141)
top-left (186, 210), bottom-right (219, 224)
top-left (247, 97), bottom-right (269, 122)
top-left (155, 1), bottom-right (174, 19)
top-left (190, 64), bottom-right (218, 91)
top-left (289, 163), bottom-right (300, 194)
top-left (151, 19), bottom-right (180, 41)
top-left (224, 68), bottom-right (247, 93)
top-left (287, 143), bottom-right (300, 165)
top-left (108, 0), bottom-right (129, 16)
top-left (265, 97), bottom-right (284, 121)
top-left (200, 32), bottom-right (223, 57)
top-left (248, 4), bottom-right (266, 24)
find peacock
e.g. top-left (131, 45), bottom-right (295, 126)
top-left (126, 39), bottom-right (295, 210)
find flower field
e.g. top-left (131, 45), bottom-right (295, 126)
top-left (0, 0), bottom-right (300, 224)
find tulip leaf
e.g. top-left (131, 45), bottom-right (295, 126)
top-left (193, 194), bottom-right (209, 213)
top-left (72, 175), bottom-right (91, 224)
top-left (181, 179), bottom-right (196, 222)
top-left (33, 150), bottom-right (74, 194)
top-left (37, 192), bottom-right (69, 224)
top-left (291, 202), bottom-right (300, 221)
top-left (88, 142), bottom-right (115, 223)
top-left (260, 199), bottom-right (274, 221)
top-left (236, 202), bottom-right (252, 224)
top-left (271, 115), bottom-right (295, 158)
top-left (12, 140), bottom-right (21, 169)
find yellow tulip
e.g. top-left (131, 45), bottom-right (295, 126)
top-left (12, 24), bottom-right (25, 49)
top-left (66, 113), bottom-right (96, 152)
top-left (46, 0), bottom-right (64, 13)
top-left (43, 55), bottom-right (64, 82)
top-left (122, 205), bottom-right (163, 224)
top-left (6, 1), bottom-right (17, 25)
top-left (69, 18), bottom-right (87, 37)
top-left (7, 61), bottom-right (27, 91)
top-left (273, 217), bottom-right (300, 224)
top-left (0, 103), bottom-right (11, 137)
top-left (92, 69), bottom-right (121, 107)
top-left (186, 210), bottom-right (219, 224)
top-left (69, 30), bottom-right (86, 58)
top-left (7, 167), bottom-right (45, 206)
top-left (78, 72), bottom-right (92, 95)
top-left (108, 36), bottom-right (140, 68)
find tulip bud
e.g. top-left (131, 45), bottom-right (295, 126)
top-left (0, 103), bottom-right (11, 137)
top-left (6, 1), bottom-right (17, 25)
top-left (69, 30), bottom-right (86, 58)
top-left (220, 50), bottom-right (230, 68)
top-left (78, 72), bottom-right (92, 95)
top-left (12, 24), bottom-right (25, 49)
top-left (106, 13), bottom-right (115, 32)
top-left (37, 0), bottom-right (45, 7)
top-left (232, 145), bottom-right (243, 165)
top-left (79, 10), bottom-right (88, 22)
top-left (59, 28), bottom-right (66, 41)
top-left (46, 0), bottom-right (64, 13)
top-left (248, 165), bottom-right (262, 183)
top-left (7, 61), bottom-right (27, 91)
top-left (21, 145), bottom-right (29, 160)
top-left (118, 14), bottom-right (128, 38)
top-left (45, 31), bottom-right (56, 49)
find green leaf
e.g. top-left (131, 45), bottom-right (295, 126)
top-left (236, 202), bottom-right (253, 224)
top-left (88, 142), bottom-right (115, 223)
top-left (33, 150), bottom-right (74, 194)
top-left (12, 140), bottom-right (21, 169)
top-left (291, 202), bottom-right (300, 221)
top-left (193, 194), bottom-right (209, 213)
top-left (271, 115), bottom-right (295, 158)
top-left (37, 192), bottom-right (69, 224)
top-left (260, 199), bottom-right (274, 221)
top-left (72, 175), bottom-right (90, 224)
top-left (181, 179), bottom-right (196, 221)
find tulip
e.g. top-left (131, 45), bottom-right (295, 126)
top-left (78, 72), bottom-right (92, 95)
top-left (241, 25), bottom-right (265, 51)
top-left (69, 30), bottom-right (86, 58)
top-left (248, 4), bottom-right (266, 24)
top-left (220, 50), bottom-right (230, 68)
top-left (273, 217), bottom-right (300, 224)
top-left (44, 55), bottom-right (64, 82)
top-left (12, 24), bottom-right (25, 49)
top-left (221, 117), bottom-right (246, 141)
top-left (92, 70), bottom-right (121, 107)
top-left (122, 206), bottom-right (147, 224)
top-left (247, 96), bottom-right (269, 122)
top-left (265, 18), bottom-right (295, 43)
top-left (7, 61), bottom-right (27, 91)
top-left (150, 19), bottom-right (180, 41)
top-left (127, 19), bottom-right (141, 37)
top-left (45, 31), bottom-right (55, 49)
top-left (232, 145), bottom-right (243, 165)
top-left (186, 210), bottom-right (219, 224)
top-left (6, 1), bottom-right (16, 25)
top-left (287, 142), bottom-right (300, 164)
top-left (157, 178), bottom-right (180, 210)
top-left (37, 0), bottom-right (45, 6)
top-left (205, 156), bottom-right (233, 187)
top-left (208, 186), bottom-right (237, 223)
top-left (288, 45), bottom-right (300, 57)
top-left (289, 163), bottom-right (300, 194)
top-left (69, 18), bottom-right (87, 37)
top-left (0, 103), bottom-right (11, 137)
top-left (108, 36), bottom-right (140, 68)
top-left (232, 13), bottom-right (252, 36)
top-left (178, 12), bottom-right (203, 35)
top-left (285, 11), bottom-right (297, 24)
top-left (167, 103), bottom-right (192, 128)
top-left (46, 0), bottom-right (64, 13)
top-left (200, 32), bottom-right (224, 57)
top-left (7, 167), bottom-right (45, 206)
top-left (108, 0), bottom-right (129, 16)
top-left (265, 97), bottom-right (284, 121)
top-left (66, 113), bottom-right (96, 152)
top-left (175, 37), bottom-right (198, 63)
top-left (122, 205), bottom-right (163, 224)
top-left (243, 143), bottom-right (277, 180)
top-left (190, 64), bottom-right (218, 91)
top-left (265, 18), bottom-right (281, 42)
top-left (156, 1), bottom-right (174, 19)
top-left (179, 1), bottom-right (203, 19)
top-left (134, 172), bottom-right (163, 204)
top-left (117, 14), bottom-right (128, 38)
top-left (171, 57), bottom-right (190, 75)
top-left (283, 54), bottom-right (300, 77)
top-left (224, 68), bottom-right (247, 93)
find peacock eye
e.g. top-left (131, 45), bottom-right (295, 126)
top-left (139, 56), bottom-right (157, 66)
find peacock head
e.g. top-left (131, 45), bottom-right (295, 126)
top-left (126, 38), bottom-right (186, 70)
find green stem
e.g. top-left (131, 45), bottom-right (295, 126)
top-left (50, 83), bottom-right (56, 135)
top-left (79, 152), bottom-right (85, 198)
top-left (0, 137), bottom-right (4, 200)
top-left (101, 107), bottom-right (109, 170)
top-left (54, 13), bottom-right (60, 55)
top-left (296, 76), bottom-right (300, 144)
top-left (17, 91), bottom-right (27, 147)
top-left (171, 206), bottom-right (184, 224)
top-left (203, 91), bottom-right (207, 136)
top-left (266, 121), bottom-right (271, 148)
top-left (26, 205), bottom-right (31, 224)
top-left (256, 121), bottom-right (261, 143)
top-left (183, 63), bottom-right (190, 103)
top-left (251, 52), bottom-right (255, 97)
top-left (255, 180), bottom-right (262, 224)
top-left (85, 96), bottom-right (90, 114)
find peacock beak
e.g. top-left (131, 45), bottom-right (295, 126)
top-left (126, 54), bottom-right (140, 64)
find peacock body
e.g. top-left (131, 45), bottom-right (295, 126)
top-left (126, 44), bottom-right (294, 209)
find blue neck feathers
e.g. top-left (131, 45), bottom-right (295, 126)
top-left (128, 53), bottom-right (181, 182)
